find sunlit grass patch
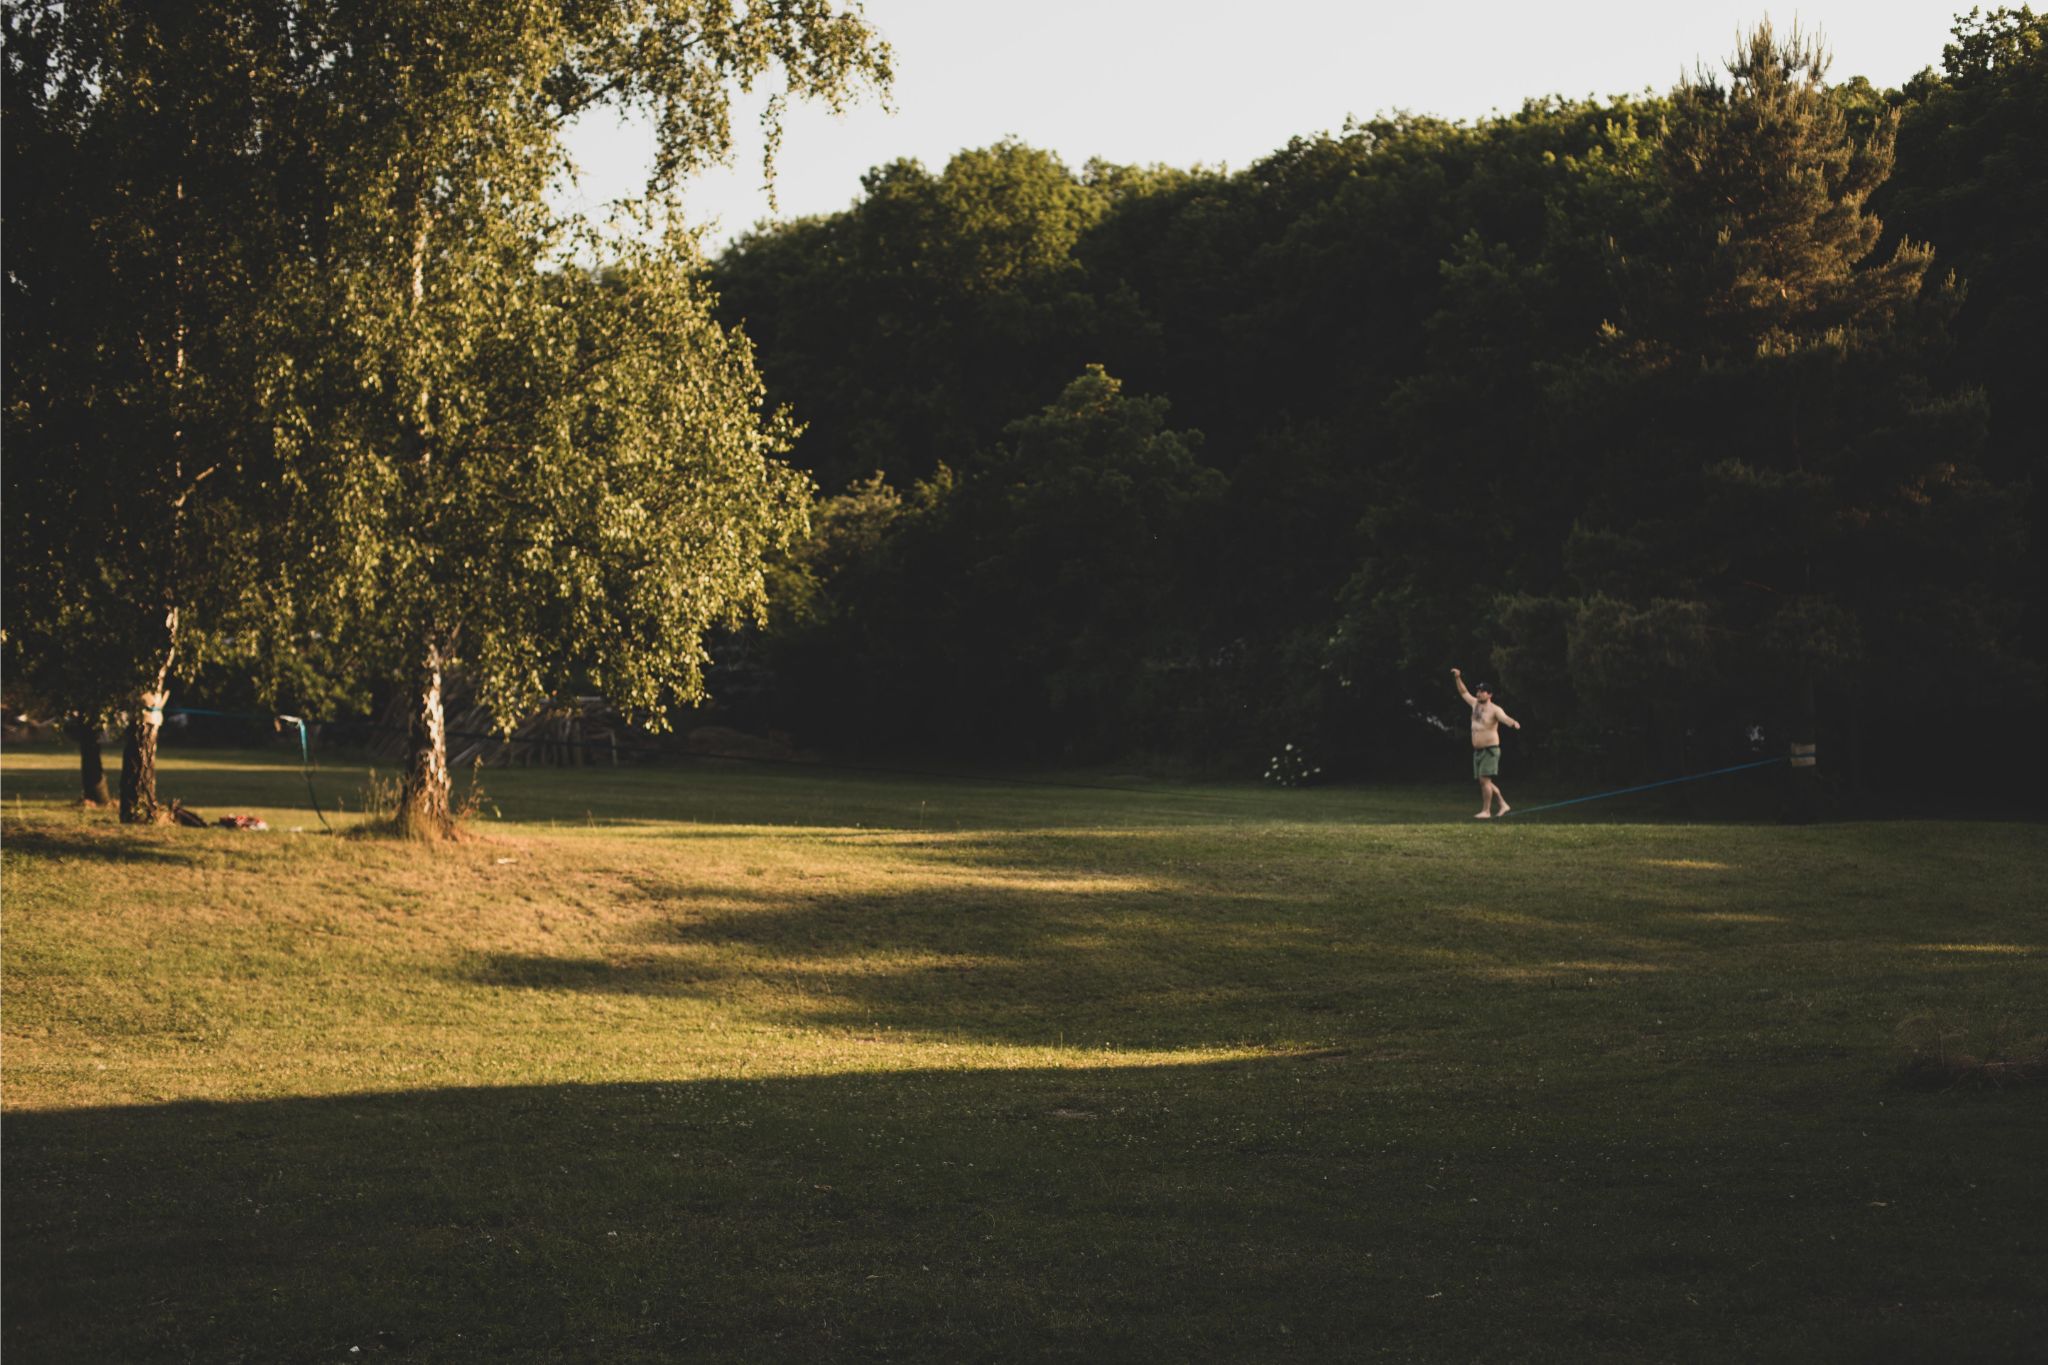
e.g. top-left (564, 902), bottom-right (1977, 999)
top-left (1477, 960), bottom-right (1670, 982)
top-left (1681, 911), bottom-right (1786, 924)
top-left (1915, 942), bottom-right (2039, 955)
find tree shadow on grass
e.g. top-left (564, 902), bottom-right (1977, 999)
top-left (468, 836), bottom-right (1373, 1045)
top-left (7, 1062), bottom-right (2043, 1365)
top-left (442, 822), bottom-right (2048, 1052)
top-left (0, 826), bottom-right (211, 869)
top-left (462, 871), bottom-right (1331, 1045)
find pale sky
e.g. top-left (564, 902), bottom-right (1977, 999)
top-left (557, 1), bottom-right (1962, 252)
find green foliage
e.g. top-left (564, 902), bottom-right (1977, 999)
top-left (2, 1), bottom-right (284, 724)
top-left (190, 0), bottom-right (889, 829)
top-left (8, 6), bottom-right (2037, 799)
top-left (1523, 21), bottom-right (2029, 782)
top-left (773, 367), bottom-right (1223, 757)
top-left (1327, 106), bottom-right (1666, 760)
top-left (940, 366), bottom-right (1224, 750)
top-left (266, 236), bottom-right (810, 727)
top-left (4, 0), bottom-right (889, 830)
top-left (714, 141), bottom-right (1127, 493)
top-left (702, 22), bottom-right (2035, 790)
top-left (1881, 6), bottom-right (2048, 674)
top-left (763, 470), bottom-right (909, 631)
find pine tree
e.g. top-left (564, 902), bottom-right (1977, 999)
top-left (1552, 23), bottom-right (2027, 795)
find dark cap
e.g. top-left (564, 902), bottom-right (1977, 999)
top-left (1472, 681), bottom-right (1493, 693)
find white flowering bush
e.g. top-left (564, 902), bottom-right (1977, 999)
top-left (1263, 743), bottom-right (1323, 787)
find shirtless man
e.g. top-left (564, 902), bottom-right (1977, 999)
top-left (1452, 668), bottom-right (1521, 818)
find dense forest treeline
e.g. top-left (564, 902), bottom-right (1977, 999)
top-left (707, 9), bottom-right (2045, 793)
top-left (4, 7), bottom-right (2041, 818)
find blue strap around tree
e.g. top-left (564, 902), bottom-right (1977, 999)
top-left (164, 707), bottom-right (330, 831)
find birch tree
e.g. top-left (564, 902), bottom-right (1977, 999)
top-left (3, 0), bottom-right (283, 821)
top-left (251, 1), bottom-right (889, 836)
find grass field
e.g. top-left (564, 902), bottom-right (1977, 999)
top-left (3, 743), bottom-right (2044, 1362)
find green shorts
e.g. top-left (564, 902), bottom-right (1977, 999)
top-left (1472, 746), bottom-right (1501, 778)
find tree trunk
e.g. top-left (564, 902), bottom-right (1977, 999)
top-left (119, 610), bottom-right (179, 825)
top-left (396, 634), bottom-right (455, 839)
top-left (68, 718), bottom-right (111, 806)
top-left (1846, 684), bottom-right (1864, 801)
top-left (119, 688), bottom-right (170, 824)
top-left (1786, 669), bottom-right (1820, 825)
top-left (389, 196), bottom-right (453, 840)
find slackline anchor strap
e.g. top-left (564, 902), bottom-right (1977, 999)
top-left (164, 707), bottom-right (333, 832)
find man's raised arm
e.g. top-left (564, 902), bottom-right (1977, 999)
top-left (1451, 667), bottom-right (1474, 707)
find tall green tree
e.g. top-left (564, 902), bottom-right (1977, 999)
top-left (784, 367), bottom-right (1221, 756)
top-left (3, 0), bottom-right (286, 821)
top-left (1534, 23), bottom-right (2026, 791)
top-left (247, 0), bottom-right (887, 837)
top-left (1880, 5), bottom-right (2048, 681)
top-left (714, 141), bottom-right (1122, 493)
top-left (1327, 100), bottom-right (1664, 764)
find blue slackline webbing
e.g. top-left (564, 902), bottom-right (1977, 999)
top-left (161, 707), bottom-right (1790, 825)
top-left (165, 707), bottom-right (331, 830)
top-left (1499, 755), bottom-right (1789, 818)
top-left (167, 706), bottom-right (306, 759)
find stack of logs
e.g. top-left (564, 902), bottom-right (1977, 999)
top-left (370, 689), bottom-right (655, 767)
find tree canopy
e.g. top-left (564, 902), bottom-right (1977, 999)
top-left (5, 0), bottom-right (890, 836)
top-left (6, 9), bottom-right (2037, 811)
top-left (707, 15), bottom-right (2038, 793)
top-left (3, 0), bottom-right (301, 819)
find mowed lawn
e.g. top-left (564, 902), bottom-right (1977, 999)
top-left (2, 744), bottom-right (2043, 1363)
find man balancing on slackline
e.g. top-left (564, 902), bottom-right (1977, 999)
top-left (1452, 668), bottom-right (1522, 818)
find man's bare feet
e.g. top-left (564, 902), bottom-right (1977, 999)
top-left (1495, 801), bottom-right (1511, 817)
top-left (1474, 810), bottom-right (1492, 819)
